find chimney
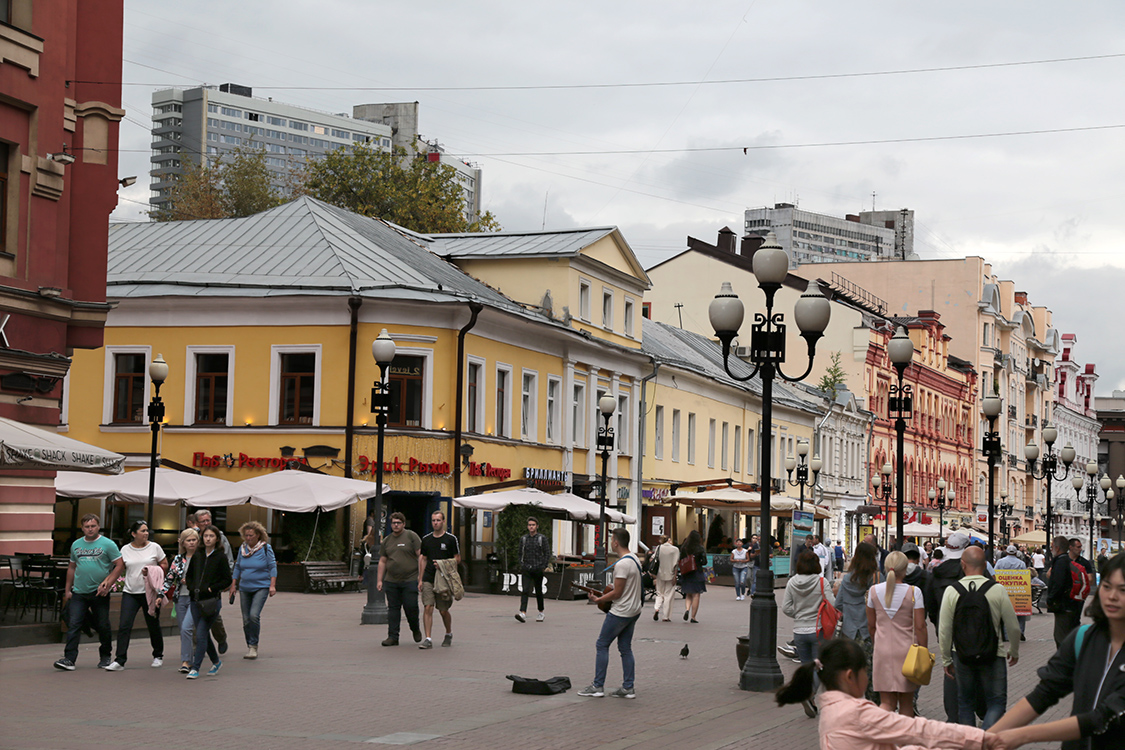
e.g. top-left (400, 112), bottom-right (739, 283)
top-left (845, 214), bottom-right (860, 222)
top-left (717, 226), bottom-right (737, 254)
top-left (740, 234), bottom-right (766, 257)
top-left (1014, 291), bottom-right (1028, 305)
top-left (918, 310), bottom-right (940, 321)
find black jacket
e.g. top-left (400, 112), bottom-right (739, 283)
top-left (925, 557), bottom-right (963, 627)
top-left (185, 548), bottom-right (232, 601)
top-left (1048, 553), bottom-right (1083, 613)
top-left (1026, 623), bottom-right (1125, 750)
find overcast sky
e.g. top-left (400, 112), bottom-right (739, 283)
top-left (112, 1), bottom-right (1125, 391)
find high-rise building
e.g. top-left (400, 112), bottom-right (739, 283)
top-left (744, 203), bottom-right (915, 265)
top-left (150, 84), bottom-right (394, 214)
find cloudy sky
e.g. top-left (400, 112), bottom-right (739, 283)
top-left (112, 1), bottom-right (1125, 389)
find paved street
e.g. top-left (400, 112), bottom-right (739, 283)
top-left (3, 586), bottom-right (1072, 749)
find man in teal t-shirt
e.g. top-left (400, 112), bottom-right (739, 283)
top-left (54, 514), bottom-right (123, 671)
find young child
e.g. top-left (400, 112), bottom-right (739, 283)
top-left (775, 638), bottom-right (1006, 750)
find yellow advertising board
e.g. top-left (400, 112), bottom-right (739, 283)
top-left (995, 569), bottom-right (1032, 617)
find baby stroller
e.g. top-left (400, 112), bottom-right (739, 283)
top-left (1031, 579), bottom-right (1048, 613)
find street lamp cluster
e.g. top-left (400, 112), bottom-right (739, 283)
top-left (145, 354), bottom-right (169, 528)
top-left (594, 394), bottom-right (617, 581)
top-left (871, 462), bottom-right (893, 548)
top-left (708, 231), bottom-right (831, 692)
top-left (981, 394), bottom-right (1003, 560)
top-left (927, 477), bottom-right (954, 540)
top-left (784, 440), bottom-right (821, 509)
top-left (1024, 425), bottom-right (1075, 545)
top-left (361, 329), bottom-right (396, 626)
top-left (1071, 461), bottom-right (1115, 562)
top-left (998, 489), bottom-right (1013, 546)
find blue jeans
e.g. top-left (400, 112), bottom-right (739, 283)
top-left (953, 653), bottom-right (1007, 729)
top-left (189, 599), bottom-right (221, 670)
top-left (594, 612), bottom-right (640, 690)
top-left (114, 592), bottom-right (163, 666)
top-left (732, 567), bottom-right (749, 597)
top-left (63, 591), bottom-right (112, 664)
top-left (240, 588), bottom-right (269, 646)
top-left (383, 579), bottom-right (419, 640)
top-left (793, 631), bottom-right (821, 691)
top-left (176, 593), bottom-right (197, 662)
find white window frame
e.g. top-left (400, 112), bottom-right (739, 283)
top-left (466, 356), bottom-right (486, 434)
top-left (721, 421), bottom-right (729, 471)
top-left (521, 369), bottom-right (538, 441)
top-left (386, 345), bottom-right (435, 430)
top-left (268, 344), bottom-right (322, 427)
top-left (654, 405), bottom-right (664, 460)
top-left (184, 345), bottom-right (236, 426)
top-left (579, 279), bottom-right (592, 321)
top-left (572, 382), bottom-right (587, 447)
top-left (733, 426), bottom-right (741, 473)
top-left (624, 298), bottom-right (635, 338)
top-left (671, 409), bottom-right (681, 462)
top-left (616, 393), bottom-right (629, 455)
top-left (688, 412), bottom-right (697, 465)
top-left (708, 418), bottom-right (716, 468)
top-left (495, 362), bottom-right (513, 438)
top-left (747, 428), bottom-right (755, 477)
top-left (602, 287), bottom-right (614, 330)
top-left (102, 345), bottom-right (153, 427)
top-left (546, 376), bottom-right (562, 445)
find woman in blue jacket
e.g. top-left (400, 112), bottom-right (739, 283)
top-left (229, 521), bottom-right (276, 660)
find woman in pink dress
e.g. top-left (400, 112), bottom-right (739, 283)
top-left (776, 638), bottom-right (1002, 750)
top-left (866, 551), bottom-right (926, 717)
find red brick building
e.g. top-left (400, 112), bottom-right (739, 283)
top-left (1, 0), bottom-right (123, 553)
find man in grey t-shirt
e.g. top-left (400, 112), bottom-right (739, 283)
top-left (578, 528), bottom-right (642, 699)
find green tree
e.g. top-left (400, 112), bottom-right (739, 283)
top-left (298, 141), bottom-right (501, 233)
top-left (151, 144), bottom-right (283, 222)
top-left (817, 351), bottom-right (847, 400)
top-left (494, 505), bottom-right (551, 572)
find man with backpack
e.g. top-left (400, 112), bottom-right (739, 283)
top-left (926, 531), bottom-right (971, 722)
top-left (1047, 535), bottom-right (1090, 647)
top-left (938, 545), bottom-right (1020, 729)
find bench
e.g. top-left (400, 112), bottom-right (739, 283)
top-left (301, 561), bottom-right (363, 594)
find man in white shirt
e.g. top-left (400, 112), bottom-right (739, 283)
top-left (579, 528), bottom-right (642, 699)
top-left (812, 536), bottom-right (832, 579)
top-left (651, 535), bottom-right (680, 622)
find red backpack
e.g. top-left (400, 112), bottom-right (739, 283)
top-left (1068, 560), bottom-right (1092, 602)
top-left (816, 578), bottom-right (841, 639)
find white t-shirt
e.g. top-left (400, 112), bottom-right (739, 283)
top-left (867, 582), bottom-right (924, 619)
top-left (610, 553), bottom-right (643, 618)
top-left (119, 541), bottom-right (166, 594)
top-left (1032, 553), bottom-right (1046, 568)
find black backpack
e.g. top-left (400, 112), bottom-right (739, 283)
top-left (951, 580), bottom-right (999, 666)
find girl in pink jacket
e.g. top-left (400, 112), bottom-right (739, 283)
top-left (776, 639), bottom-right (1006, 750)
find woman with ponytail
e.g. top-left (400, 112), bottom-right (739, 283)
top-left (865, 550), bottom-right (926, 717)
top-left (776, 638), bottom-right (1004, 750)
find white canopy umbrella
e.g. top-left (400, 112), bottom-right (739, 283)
top-left (669, 486), bottom-right (759, 503)
top-left (901, 521), bottom-right (943, 538)
top-left (189, 469), bottom-right (388, 512)
top-left (55, 467), bottom-right (241, 505)
top-left (0, 416), bottom-right (124, 474)
top-left (453, 486), bottom-right (636, 524)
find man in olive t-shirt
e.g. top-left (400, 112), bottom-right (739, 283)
top-left (377, 512), bottom-right (422, 646)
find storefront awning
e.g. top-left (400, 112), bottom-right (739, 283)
top-left (0, 417), bottom-right (124, 474)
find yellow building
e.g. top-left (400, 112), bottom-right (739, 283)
top-left (61, 198), bottom-right (651, 567)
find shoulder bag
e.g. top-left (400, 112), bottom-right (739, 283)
top-left (901, 587), bottom-right (935, 685)
top-left (816, 577), bottom-right (841, 639)
top-left (678, 551), bottom-right (697, 575)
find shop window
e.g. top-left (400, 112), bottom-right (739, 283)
top-left (388, 355), bottom-right (425, 428)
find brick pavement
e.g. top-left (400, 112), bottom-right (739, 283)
top-left (1, 585), bottom-right (1074, 749)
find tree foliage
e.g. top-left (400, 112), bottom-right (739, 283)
top-left (817, 351), bottom-right (847, 400)
top-left (298, 141), bottom-right (501, 233)
top-left (151, 144), bottom-right (284, 222)
top-left (494, 504), bottom-right (551, 572)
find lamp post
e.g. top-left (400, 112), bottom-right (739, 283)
top-left (708, 231), bottom-right (831, 692)
top-left (145, 354), bottom-right (169, 528)
top-left (982, 395), bottom-right (1003, 560)
top-left (1025, 424), bottom-right (1075, 553)
top-left (998, 490), bottom-right (1012, 547)
top-left (361, 329), bottom-right (396, 626)
top-left (594, 395), bottom-right (617, 582)
top-left (784, 440), bottom-right (821, 510)
top-left (887, 326), bottom-right (914, 551)
top-left (1071, 461), bottom-right (1108, 567)
top-left (872, 462), bottom-right (893, 548)
top-left (928, 476), bottom-right (952, 544)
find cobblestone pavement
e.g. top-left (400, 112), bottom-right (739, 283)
top-left (3, 586), bottom-right (1072, 749)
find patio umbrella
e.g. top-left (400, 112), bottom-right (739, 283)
top-left (189, 469), bottom-right (388, 512)
top-left (1009, 530), bottom-right (1047, 546)
top-left (55, 467), bottom-right (240, 505)
top-left (0, 416), bottom-right (124, 474)
top-left (901, 521), bottom-right (943, 538)
top-left (453, 486), bottom-right (636, 523)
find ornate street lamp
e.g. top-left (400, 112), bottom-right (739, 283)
top-left (872, 462), bottom-right (893, 549)
top-left (887, 326), bottom-right (914, 550)
top-left (1071, 460), bottom-right (1109, 566)
top-left (708, 231), bottom-right (830, 692)
top-left (784, 440), bottom-right (821, 510)
top-left (929, 476), bottom-right (953, 544)
top-left (594, 395), bottom-right (617, 581)
top-left (982, 395), bottom-right (1003, 560)
top-left (1025, 424), bottom-right (1075, 552)
top-left (998, 489), bottom-right (1013, 547)
top-left (361, 329), bottom-right (396, 625)
top-left (145, 354), bottom-right (169, 528)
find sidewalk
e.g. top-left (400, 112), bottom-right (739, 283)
top-left (2, 586), bottom-right (1071, 749)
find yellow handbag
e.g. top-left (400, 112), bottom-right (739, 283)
top-left (900, 588), bottom-right (935, 685)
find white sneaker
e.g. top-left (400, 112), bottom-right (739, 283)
top-left (536, 612), bottom-right (545, 622)
top-left (514, 612), bottom-right (526, 623)
top-left (151, 658), bottom-right (163, 668)
top-left (103, 661), bottom-right (124, 671)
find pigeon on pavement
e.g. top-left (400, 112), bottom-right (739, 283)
top-left (680, 644), bottom-right (689, 659)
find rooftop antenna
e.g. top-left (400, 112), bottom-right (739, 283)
top-left (541, 190), bottom-right (549, 230)
top-left (872, 191), bottom-right (877, 211)
top-left (674, 303), bottom-right (684, 329)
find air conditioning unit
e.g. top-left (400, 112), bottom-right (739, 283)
top-left (734, 346), bottom-right (753, 359)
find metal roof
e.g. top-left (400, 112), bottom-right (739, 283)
top-left (106, 197), bottom-right (523, 312)
top-left (429, 227), bottom-right (618, 259)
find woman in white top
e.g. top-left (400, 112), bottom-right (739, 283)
top-left (104, 520), bottom-right (168, 671)
top-left (730, 538), bottom-right (751, 600)
top-left (1031, 547), bottom-right (1047, 579)
top-left (865, 550), bottom-right (926, 717)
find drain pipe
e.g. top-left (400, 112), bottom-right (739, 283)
top-left (813, 398), bottom-right (834, 534)
top-left (343, 296), bottom-right (362, 553)
top-left (453, 301), bottom-right (484, 559)
top-left (634, 359), bottom-right (660, 550)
